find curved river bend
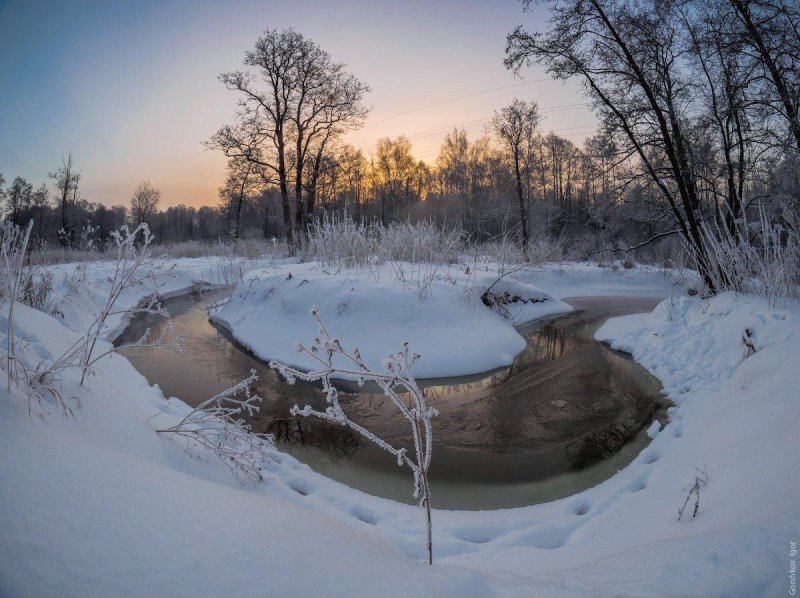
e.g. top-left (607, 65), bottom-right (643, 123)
top-left (117, 291), bottom-right (667, 510)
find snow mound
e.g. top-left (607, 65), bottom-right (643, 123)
top-left (212, 263), bottom-right (571, 379)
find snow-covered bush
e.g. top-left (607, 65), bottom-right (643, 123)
top-left (77, 224), bottom-right (181, 385)
top-left (0, 220), bottom-right (33, 390)
top-left (379, 221), bottom-right (466, 265)
top-left (303, 214), bottom-right (382, 269)
top-left (156, 371), bottom-right (274, 485)
top-left (304, 215), bottom-right (469, 270)
top-left (698, 207), bottom-right (800, 304)
top-left (270, 307), bottom-right (437, 565)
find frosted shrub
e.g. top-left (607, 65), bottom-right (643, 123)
top-left (28, 237), bottom-right (291, 266)
top-left (303, 214), bottom-right (381, 269)
top-left (0, 220), bottom-right (33, 390)
top-left (270, 307), bottom-right (437, 565)
top-left (77, 223), bottom-right (182, 385)
top-left (79, 223), bottom-right (100, 252)
top-left (698, 207), bottom-right (800, 304)
top-left (208, 254), bottom-right (249, 289)
top-left (29, 245), bottom-right (107, 266)
top-left (304, 215), bottom-right (467, 269)
top-left (156, 371), bottom-right (275, 485)
top-left (5, 224), bottom-right (183, 417)
top-left (379, 221), bottom-right (466, 265)
top-left (163, 237), bottom-right (290, 260)
top-left (470, 234), bottom-right (526, 267)
top-left (525, 234), bottom-right (564, 265)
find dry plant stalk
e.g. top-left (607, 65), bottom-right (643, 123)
top-left (270, 307), bottom-right (438, 565)
top-left (156, 371), bottom-right (274, 485)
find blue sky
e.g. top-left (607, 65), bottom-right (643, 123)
top-left (0, 0), bottom-right (593, 207)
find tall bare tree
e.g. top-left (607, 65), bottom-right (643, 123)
top-left (209, 30), bottom-right (301, 246)
top-left (219, 158), bottom-right (258, 241)
top-left (491, 99), bottom-right (540, 250)
top-left (130, 181), bottom-right (161, 226)
top-left (507, 0), bottom-right (718, 285)
top-left (727, 0), bottom-right (800, 151)
top-left (290, 37), bottom-right (369, 233)
top-left (209, 29), bottom-right (369, 247)
top-left (49, 153), bottom-right (80, 246)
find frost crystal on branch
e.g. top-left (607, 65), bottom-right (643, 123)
top-left (269, 307), bottom-right (437, 564)
top-left (157, 370), bottom-right (274, 485)
top-left (78, 223), bottom-right (178, 385)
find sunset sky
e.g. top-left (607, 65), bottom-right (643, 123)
top-left (0, 0), bottom-right (595, 208)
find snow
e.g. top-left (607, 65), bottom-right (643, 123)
top-left (211, 261), bottom-right (686, 379)
top-left (0, 257), bottom-right (797, 597)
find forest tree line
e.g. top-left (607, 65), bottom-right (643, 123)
top-left (1, 0), bottom-right (798, 279)
top-left (0, 123), bottom-right (652, 256)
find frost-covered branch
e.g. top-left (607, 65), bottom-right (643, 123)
top-left (0, 220), bottom-right (33, 391)
top-left (270, 307), bottom-right (438, 564)
top-left (156, 371), bottom-right (274, 485)
top-left (0, 223), bottom-right (182, 417)
top-left (79, 223), bottom-right (175, 385)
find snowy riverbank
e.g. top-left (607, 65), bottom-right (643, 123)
top-left (0, 258), bottom-right (797, 597)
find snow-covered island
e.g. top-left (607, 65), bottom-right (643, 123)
top-left (210, 262), bottom-right (679, 379)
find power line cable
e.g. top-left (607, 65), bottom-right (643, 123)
top-left (362, 78), bottom-right (555, 128)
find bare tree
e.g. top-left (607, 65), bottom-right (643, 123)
top-left (5, 177), bottom-right (32, 226)
top-left (335, 144), bottom-right (368, 221)
top-left (48, 153), bottom-right (80, 246)
top-left (290, 40), bottom-right (369, 233)
top-left (681, 3), bottom-right (757, 238)
top-left (129, 181), bottom-right (161, 226)
top-left (209, 30), bottom-right (299, 246)
top-left (219, 158), bottom-right (258, 242)
top-left (506, 0), bottom-right (720, 286)
top-left (209, 29), bottom-right (369, 247)
top-left (491, 99), bottom-right (541, 251)
top-left (727, 0), bottom-right (800, 151)
top-left (374, 136), bottom-right (419, 224)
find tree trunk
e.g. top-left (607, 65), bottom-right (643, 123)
top-left (514, 153), bottom-right (529, 250)
top-left (277, 138), bottom-right (293, 248)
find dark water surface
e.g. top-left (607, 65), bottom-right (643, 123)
top-left (118, 291), bottom-right (667, 509)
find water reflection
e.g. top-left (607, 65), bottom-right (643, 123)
top-left (117, 291), bottom-right (667, 509)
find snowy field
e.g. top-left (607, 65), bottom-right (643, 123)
top-left (1, 256), bottom-right (798, 597)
